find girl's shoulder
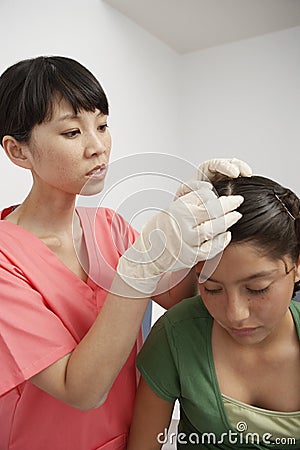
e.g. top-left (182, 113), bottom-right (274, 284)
top-left (290, 300), bottom-right (300, 335)
top-left (290, 298), bottom-right (300, 313)
top-left (161, 295), bottom-right (211, 330)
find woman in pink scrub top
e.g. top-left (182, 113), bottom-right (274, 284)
top-left (0, 56), bottom-right (250, 450)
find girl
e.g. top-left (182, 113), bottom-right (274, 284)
top-left (128, 175), bottom-right (300, 450)
top-left (0, 56), bottom-right (248, 450)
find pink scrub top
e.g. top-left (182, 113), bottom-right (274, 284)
top-left (0, 206), bottom-right (142, 450)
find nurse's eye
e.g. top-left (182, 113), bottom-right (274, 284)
top-left (246, 286), bottom-right (270, 295)
top-left (98, 124), bottom-right (108, 132)
top-left (62, 129), bottom-right (80, 138)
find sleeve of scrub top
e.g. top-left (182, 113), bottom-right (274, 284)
top-left (0, 254), bottom-right (77, 396)
top-left (136, 314), bottom-right (180, 402)
top-left (104, 208), bottom-right (139, 254)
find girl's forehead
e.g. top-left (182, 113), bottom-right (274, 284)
top-left (218, 243), bottom-right (285, 270)
top-left (197, 242), bottom-right (288, 283)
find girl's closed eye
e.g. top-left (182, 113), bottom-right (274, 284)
top-left (246, 286), bottom-right (270, 295)
top-left (203, 286), bottom-right (223, 295)
top-left (203, 284), bottom-right (272, 296)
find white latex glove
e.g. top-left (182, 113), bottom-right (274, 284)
top-left (176, 158), bottom-right (252, 198)
top-left (117, 182), bottom-right (244, 295)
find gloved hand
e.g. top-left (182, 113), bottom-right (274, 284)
top-left (117, 181), bottom-right (244, 295)
top-left (176, 158), bottom-right (252, 198)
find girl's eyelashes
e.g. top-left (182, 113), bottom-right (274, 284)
top-left (204, 287), bottom-right (222, 295)
top-left (246, 286), bottom-right (270, 295)
top-left (203, 286), bottom-right (271, 296)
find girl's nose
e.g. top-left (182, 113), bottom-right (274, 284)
top-left (225, 293), bottom-right (250, 325)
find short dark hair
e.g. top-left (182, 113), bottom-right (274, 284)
top-left (0, 56), bottom-right (109, 144)
top-left (213, 176), bottom-right (300, 297)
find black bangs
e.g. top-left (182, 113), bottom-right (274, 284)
top-left (39, 57), bottom-right (109, 120)
top-left (19, 56), bottom-right (109, 127)
top-left (0, 56), bottom-right (109, 143)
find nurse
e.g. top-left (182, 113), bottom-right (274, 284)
top-left (0, 55), bottom-right (250, 450)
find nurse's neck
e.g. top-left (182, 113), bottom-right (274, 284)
top-left (5, 189), bottom-right (79, 239)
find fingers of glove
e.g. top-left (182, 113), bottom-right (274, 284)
top-left (191, 195), bottom-right (243, 222)
top-left (196, 160), bottom-right (213, 181)
top-left (174, 180), bottom-right (213, 200)
top-left (175, 180), bottom-right (205, 199)
top-left (195, 211), bottom-right (241, 241)
top-left (197, 158), bottom-right (238, 180)
top-left (197, 158), bottom-right (252, 180)
top-left (208, 159), bottom-right (240, 177)
top-left (197, 231), bottom-right (232, 261)
top-left (175, 184), bottom-right (217, 209)
top-left (171, 195), bottom-right (243, 238)
top-left (189, 195), bottom-right (244, 225)
top-left (229, 158), bottom-right (252, 177)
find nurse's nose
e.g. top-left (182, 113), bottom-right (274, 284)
top-left (84, 132), bottom-right (108, 158)
top-left (225, 291), bottom-right (250, 325)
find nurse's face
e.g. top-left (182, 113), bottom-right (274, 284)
top-left (25, 98), bottom-right (112, 196)
top-left (196, 242), bottom-right (300, 346)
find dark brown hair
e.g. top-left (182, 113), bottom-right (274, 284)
top-left (0, 56), bottom-right (109, 144)
top-left (213, 176), bottom-right (300, 297)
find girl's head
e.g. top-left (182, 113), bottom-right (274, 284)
top-left (0, 56), bottom-right (109, 145)
top-left (213, 175), bottom-right (300, 297)
top-left (197, 175), bottom-right (300, 345)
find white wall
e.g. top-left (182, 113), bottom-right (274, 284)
top-left (0, 0), bottom-right (181, 209)
top-left (0, 3), bottom-right (299, 322)
top-left (180, 26), bottom-right (300, 194)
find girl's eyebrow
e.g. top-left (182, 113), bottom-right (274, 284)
top-left (207, 269), bottom-right (278, 284)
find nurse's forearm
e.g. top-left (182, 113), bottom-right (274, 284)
top-left (153, 268), bottom-right (198, 310)
top-left (30, 275), bottom-right (149, 410)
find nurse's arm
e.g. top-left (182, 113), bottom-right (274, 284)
top-left (30, 274), bottom-right (150, 410)
top-left (127, 377), bottom-right (175, 450)
top-left (153, 268), bottom-right (198, 310)
top-left (29, 269), bottom-right (195, 410)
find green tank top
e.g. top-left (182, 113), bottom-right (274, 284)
top-left (137, 296), bottom-right (300, 449)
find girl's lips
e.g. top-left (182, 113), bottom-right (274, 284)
top-left (229, 327), bottom-right (259, 336)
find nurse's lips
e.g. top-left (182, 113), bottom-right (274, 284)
top-left (86, 164), bottom-right (107, 179)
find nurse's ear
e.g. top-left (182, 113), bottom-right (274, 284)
top-left (2, 135), bottom-right (33, 170)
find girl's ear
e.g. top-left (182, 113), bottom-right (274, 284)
top-left (195, 261), bottom-right (203, 278)
top-left (294, 256), bottom-right (300, 283)
top-left (2, 136), bottom-right (32, 169)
